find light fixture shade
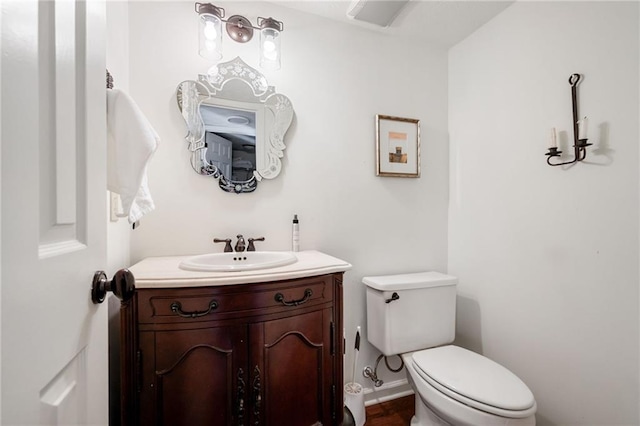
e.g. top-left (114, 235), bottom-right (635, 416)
top-left (197, 5), bottom-right (223, 62)
top-left (258, 17), bottom-right (282, 70)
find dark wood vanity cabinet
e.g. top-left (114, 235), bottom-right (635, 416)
top-left (120, 273), bottom-right (344, 426)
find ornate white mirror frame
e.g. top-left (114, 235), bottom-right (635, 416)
top-left (176, 57), bottom-right (294, 193)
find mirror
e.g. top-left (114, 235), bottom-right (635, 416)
top-left (176, 57), bottom-right (294, 193)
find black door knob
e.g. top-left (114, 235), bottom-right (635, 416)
top-left (91, 269), bottom-right (135, 304)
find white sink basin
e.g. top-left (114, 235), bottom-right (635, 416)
top-left (179, 251), bottom-right (298, 272)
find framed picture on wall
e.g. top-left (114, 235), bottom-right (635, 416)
top-left (375, 114), bottom-right (421, 177)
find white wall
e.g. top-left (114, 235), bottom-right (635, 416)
top-left (449, 2), bottom-right (639, 425)
top-left (106, 0), bottom-right (131, 274)
top-left (126, 1), bottom-right (450, 392)
top-left (106, 3), bottom-right (132, 425)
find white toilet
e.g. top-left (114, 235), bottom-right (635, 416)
top-left (363, 271), bottom-right (537, 426)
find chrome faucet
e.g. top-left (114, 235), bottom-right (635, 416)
top-left (234, 234), bottom-right (246, 252)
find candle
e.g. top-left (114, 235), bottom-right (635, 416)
top-left (578, 116), bottom-right (588, 140)
top-left (550, 127), bottom-right (557, 148)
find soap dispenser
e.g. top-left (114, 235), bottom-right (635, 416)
top-left (292, 214), bottom-right (299, 252)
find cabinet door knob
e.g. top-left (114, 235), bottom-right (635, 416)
top-left (91, 269), bottom-right (135, 304)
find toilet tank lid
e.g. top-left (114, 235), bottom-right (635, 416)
top-left (363, 271), bottom-right (457, 291)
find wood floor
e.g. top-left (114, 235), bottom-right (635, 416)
top-left (364, 394), bottom-right (415, 426)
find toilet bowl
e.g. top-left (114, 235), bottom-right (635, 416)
top-left (403, 347), bottom-right (536, 426)
top-left (363, 272), bottom-right (537, 426)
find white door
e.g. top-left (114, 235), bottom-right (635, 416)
top-left (2, 0), bottom-right (109, 425)
top-left (206, 132), bottom-right (233, 179)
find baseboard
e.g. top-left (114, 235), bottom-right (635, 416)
top-left (362, 378), bottom-right (414, 407)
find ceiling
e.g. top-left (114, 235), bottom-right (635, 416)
top-left (269, 0), bottom-right (515, 48)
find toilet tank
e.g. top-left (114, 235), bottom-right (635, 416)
top-left (363, 271), bottom-right (457, 356)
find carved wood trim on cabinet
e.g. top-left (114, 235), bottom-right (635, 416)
top-left (120, 273), bottom-right (345, 426)
top-left (334, 274), bottom-right (345, 423)
top-left (120, 298), bottom-right (139, 426)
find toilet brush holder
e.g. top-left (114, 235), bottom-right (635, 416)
top-left (344, 382), bottom-right (365, 426)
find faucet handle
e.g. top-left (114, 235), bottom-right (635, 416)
top-left (247, 237), bottom-right (265, 252)
top-left (213, 238), bottom-right (233, 252)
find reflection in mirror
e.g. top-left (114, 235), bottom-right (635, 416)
top-left (176, 57), bottom-right (293, 193)
top-left (201, 105), bottom-right (256, 182)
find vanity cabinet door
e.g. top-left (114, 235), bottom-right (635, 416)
top-left (138, 324), bottom-right (248, 426)
top-left (250, 307), bottom-right (335, 426)
top-left (122, 273), bottom-right (345, 426)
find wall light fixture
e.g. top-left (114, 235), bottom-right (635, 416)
top-left (195, 2), bottom-right (284, 70)
top-left (545, 73), bottom-right (591, 166)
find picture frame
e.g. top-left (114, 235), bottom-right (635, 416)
top-left (375, 114), bottom-right (421, 178)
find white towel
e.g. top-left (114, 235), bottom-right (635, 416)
top-left (107, 88), bottom-right (160, 224)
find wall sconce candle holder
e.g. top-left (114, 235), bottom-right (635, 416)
top-left (545, 73), bottom-right (591, 166)
top-left (195, 2), bottom-right (284, 70)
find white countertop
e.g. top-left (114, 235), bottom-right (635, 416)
top-left (128, 250), bottom-right (352, 288)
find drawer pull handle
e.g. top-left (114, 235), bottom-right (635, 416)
top-left (274, 289), bottom-right (313, 306)
top-left (170, 300), bottom-right (218, 318)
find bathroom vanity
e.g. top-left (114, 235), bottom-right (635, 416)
top-left (119, 251), bottom-right (351, 426)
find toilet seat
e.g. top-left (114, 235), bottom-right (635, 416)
top-left (412, 345), bottom-right (537, 419)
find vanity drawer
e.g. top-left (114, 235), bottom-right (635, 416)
top-left (136, 275), bottom-right (334, 324)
